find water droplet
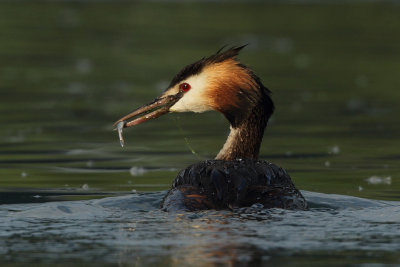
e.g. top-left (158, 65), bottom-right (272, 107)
top-left (129, 166), bottom-right (146, 176)
top-left (86, 160), bottom-right (94, 167)
top-left (329, 145), bottom-right (340, 155)
top-left (365, 176), bottom-right (391, 185)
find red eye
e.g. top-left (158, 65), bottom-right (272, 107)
top-left (179, 82), bottom-right (191, 92)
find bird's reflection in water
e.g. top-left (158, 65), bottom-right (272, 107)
top-left (117, 209), bottom-right (279, 266)
top-left (171, 211), bottom-right (273, 266)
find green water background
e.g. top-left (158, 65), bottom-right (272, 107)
top-left (0, 1), bottom-right (399, 202)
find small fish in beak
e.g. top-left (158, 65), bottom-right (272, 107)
top-left (117, 121), bottom-right (125, 147)
top-left (114, 92), bottom-right (183, 147)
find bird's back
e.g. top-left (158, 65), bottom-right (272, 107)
top-left (162, 159), bottom-right (307, 211)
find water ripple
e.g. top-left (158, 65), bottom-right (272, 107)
top-left (1, 191), bottom-right (400, 265)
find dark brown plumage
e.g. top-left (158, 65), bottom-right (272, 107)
top-left (162, 159), bottom-right (307, 211)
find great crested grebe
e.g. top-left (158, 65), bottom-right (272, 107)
top-left (115, 46), bottom-right (307, 211)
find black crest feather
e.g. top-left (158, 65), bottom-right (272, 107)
top-left (168, 45), bottom-right (247, 88)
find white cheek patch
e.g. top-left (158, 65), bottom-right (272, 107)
top-left (169, 74), bottom-right (213, 113)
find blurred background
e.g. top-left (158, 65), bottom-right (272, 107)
top-left (0, 0), bottom-right (399, 203)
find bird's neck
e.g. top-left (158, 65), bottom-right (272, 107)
top-left (215, 101), bottom-right (269, 161)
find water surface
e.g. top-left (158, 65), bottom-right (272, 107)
top-left (1, 1), bottom-right (400, 265)
top-left (2, 191), bottom-right (400, 266)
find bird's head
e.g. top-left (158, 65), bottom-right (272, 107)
top-left (114, 46), bottom-right (273, 130)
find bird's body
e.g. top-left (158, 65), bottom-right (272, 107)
top-left (115, 46), bottom-right (307, 211)
top-left (162, 159), bottom-right (307, 211)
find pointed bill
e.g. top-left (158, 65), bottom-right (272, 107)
top-left (113, 92), bottom-right (183, 146)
